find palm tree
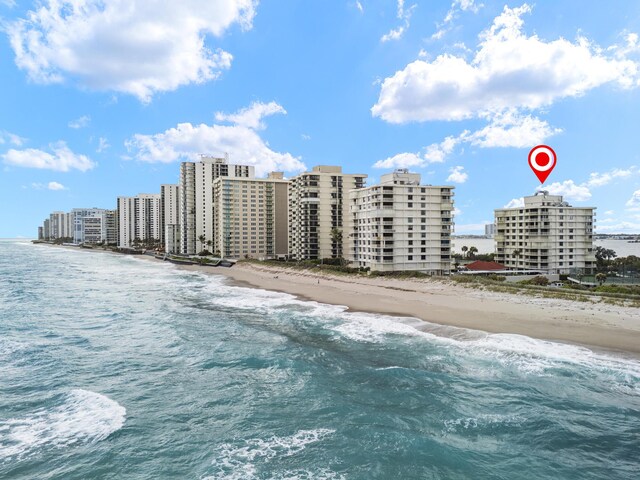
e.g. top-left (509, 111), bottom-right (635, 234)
top-left (330, 227), bottom-right (343, 260)
top-left (461, 245), bottom-right (468, 258)
top-left (198, 234), bottom-right (206, 253)
top-left (595, 272), bottom-right (607, 286)
top-left (468, 246), bottom-right (478, 259)
top-left (512, 249), bottom-right (522, 268)
top-left (206, 240), bottom-right (213, 253)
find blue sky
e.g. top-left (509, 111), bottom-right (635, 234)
top-left (1, 0), bottom-right (640, 237)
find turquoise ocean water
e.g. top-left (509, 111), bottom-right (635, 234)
top-left (1, 240), bottom-right (639, 479)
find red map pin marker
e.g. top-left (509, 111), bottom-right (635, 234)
top-left (528, 145), bottom-right (556, 183)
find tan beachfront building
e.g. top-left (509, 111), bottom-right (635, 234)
top-left (288, 165), bottom-right (367, 260)
top-left (179, 156), bottom-right (254, 255)
top-left (494, 191), bottom-right (596, 274)
top-left (212, 172), bottom-right (289, 259)
top-left (348, 169), bottom-right (454, 274)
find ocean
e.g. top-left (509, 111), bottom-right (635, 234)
top-left (1, 239), bottom-right (639, 479)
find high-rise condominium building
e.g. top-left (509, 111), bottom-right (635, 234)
top-left (485, 223), bottom-right (496, 238)
top-left (349, 169), bottom-right (454, 274)
top-left (212, 172), bottom-right (289, 259)
top-left (105, 210), bottom-right (118, 245)
top-left (72, 208), bottom-right (113, 244)
top-left (288, 165), bottom-right (367, 260)
top-left (494, 191), bottom-right (596, 274)
top-left (43, 219), bottom-right (50, 240)
top-left (179, 156), bottom-right (255, 255)
top-left (49, 211), bottom-right (65, 239)
top-left (46, 211), bottom-right (75, 240)
top-left (117, 194), bottom-right (161, 248)
top-left (160, 184), bottom-right (180, 253)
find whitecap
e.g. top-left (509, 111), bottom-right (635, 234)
top-left (204, 429), bottom-right (337, 480)
top-left (200, 276), bottom-right (640, 390)
top-left (0, 389), bottom-right (126, 461)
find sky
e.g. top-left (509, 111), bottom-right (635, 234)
top-left (1, 0), bottom-right (640, 237)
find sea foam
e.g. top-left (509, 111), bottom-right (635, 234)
top-left (206, 277), bottom-right (640, 393)
top-left (0, 389), bottom-right (126, 461)
top-left (204, 429), bottom-right (339, 480)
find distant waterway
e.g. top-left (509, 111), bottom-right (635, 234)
top-left (1, 240), bottom-right (639, 479)
top-left (453, 238), bottom-right (640, 257)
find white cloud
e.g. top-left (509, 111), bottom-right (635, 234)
top-left (125, 101), bottom-right (305, 176)
top-left (373, 4), bottom-right (638, 123)
top-left (585, 166), bottom-right (637, 187)
top-left (31, 181), bottom-right (68, 191)
top-left (7, 0), bottom-right (256, 102)
top-left (453, 207), bottom-right (462, 216)
top-left (381, 26), bottom-right (406, 43)
top-left (504, 197), bottom-right (524, 208)
top-left (68, 115), bottom-right (90, 129)
top-left (214, 101), bottom-right (285, 130)
top-left (373, 152), bottom-right (423, 169)
top-left (1, 0), bottom-right (16, 8)
top-left (604, 210), bottom-right (615, 216)
top-left (424, 136), bottom-right (459, 163)
top-left (47, 181), bottom-right (66, 190)
top-left (301, 134), bottom-right (311, 141)
top-left (464, 110), bottom-right (562, 148)
top-left (0, 130), bottom-right (25, 146)
top-left (377, 111), bottom-right (560, 168)
top-left (373, 135), bottom-right (459, 169)
top-left (432, 0), bottom-right (483, 40)
top-left (3, 142), bottom-right (95, 172)
top-left (97, 137), bottom-right (110, 153)
top-left (446, 165), bottom-right (468, 183)
top-left (355, 1), bottom-right (363, 13)
top-left (537, 180), bottom-right (592, 202)
top-left (626, 189), bottom-right (640, 208)
top-left (381, 0), bottom-right (415, 42)
top-left (443, 0), bottom-right (482, 24)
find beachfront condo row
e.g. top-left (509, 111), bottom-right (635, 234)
top-left (39, 208), bottom-right (117, 245)
top-left (494, 191), bottom-right (596, 274)
top-left (37, 157), bottom-right (597, 275)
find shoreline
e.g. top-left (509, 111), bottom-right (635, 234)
top-left (36, 243), bottom-right (640, 357)
top-left (169, 259), bottom-right (640, 357)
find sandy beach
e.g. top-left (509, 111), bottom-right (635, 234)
top-left (167, 260), bottom-right (640, 356)
top-left (42, 244), bottom-right (640, 356)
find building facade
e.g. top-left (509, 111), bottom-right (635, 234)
top-left (349, 170), bottom-right (454, 274)
top-left (49, 211), bottom-right (66, 239)
top-left (212, 172), bottom-right (289, 259)
top-left (72, 208), bottom-right (111, 244)
top-left (485, 223), bottom-right (496, 238)
top-left (494, 191), bottom-right (596, 274)
top-left (179, 156), bottom-right (255, 255)
top-left (117, 194), bottom-right (161, 248)
top-left (161, 184), bottom-right (180, 253)
top-left (288, 165), bottom-right (367, 260)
